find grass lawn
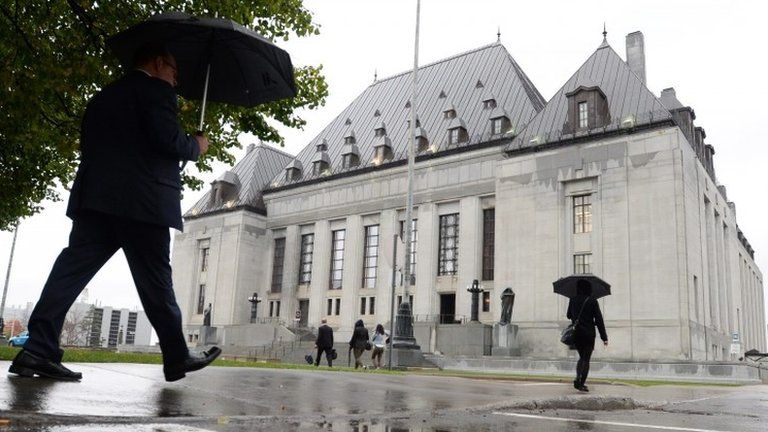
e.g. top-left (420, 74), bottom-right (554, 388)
top-left (0, 346), bottom-right (738, 386)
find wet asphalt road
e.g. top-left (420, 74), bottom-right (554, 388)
top-left (0, 361), bottom-right (766, 431)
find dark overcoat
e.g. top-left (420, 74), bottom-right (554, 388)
top-left (67, 71), bottom-right (199, 230)
top-left (567, 294), bottom-right (608, 347)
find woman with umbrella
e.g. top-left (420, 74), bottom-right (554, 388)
top-left (565, 279), bottom-right (608, 392)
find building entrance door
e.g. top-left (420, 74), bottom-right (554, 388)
top-left (439, 293), bottom-right (456, 324)
top-left (298, 299), bottom-right (309, 327)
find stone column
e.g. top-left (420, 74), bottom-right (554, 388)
top-left (341, 215), bottom-right (363, 332)
top-left (376, 209), bottom-right (398, 325)
top-left (309, 221), bottom-right (331, 328)
top-left (281, 225), bottom-right (301, 326)
top-left (457, 197), bottom-right (482, 322)
top-left (414, 203), bottom-right (436, 316)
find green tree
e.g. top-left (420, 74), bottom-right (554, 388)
top-left (0, 1), bottom-right (328, 231)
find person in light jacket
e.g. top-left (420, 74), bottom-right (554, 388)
top-left (348, 319), bottom-right (370, 369)
top-left (370, 324), bottom-right (389, 369)
top-left (566, 280), bottom-right (608, 392)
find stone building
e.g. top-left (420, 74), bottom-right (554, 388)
top-left (173, 32), bottom-right (765, 362)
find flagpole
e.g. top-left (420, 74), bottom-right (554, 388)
top-left (392, 0), bottom-right (420, 350)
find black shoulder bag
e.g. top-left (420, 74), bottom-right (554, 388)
top-left (560, 298), bottom-right (589, 348)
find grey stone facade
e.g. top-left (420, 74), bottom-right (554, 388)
top-left (172, 34), bottom-right (765, 362)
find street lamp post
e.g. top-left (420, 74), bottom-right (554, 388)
top-left (467, 279), bottom-right (484, 323)
top-left (247, 293), bottom-right (261, 324)
top-left (392, 0), bottom-right (421, 351)
top-left (0, 227), bottom-right (19, 338)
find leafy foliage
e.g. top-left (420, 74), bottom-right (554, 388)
top-left (0, 1), bottom-right (328, 230)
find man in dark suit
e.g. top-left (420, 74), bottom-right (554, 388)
top-left (566, 280), bottom-right (608, 392)
top-left (315, 319), bottom-right (334, 367)
top-left (9, 42), bottom-right (220, 382)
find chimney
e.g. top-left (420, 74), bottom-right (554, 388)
top-left (626, 31), bottom-right (646, 84)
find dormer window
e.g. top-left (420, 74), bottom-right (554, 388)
top-left (316, 139), bottom-right (328, 152)
top-left (374, 122), bottom-right (387, 137)
top-left (342, 142), bottom-right (360, 169)
top-left (344, 129), bottom-right (356, 144)
top-left (449, 128), bottom-right (460, 144)
top-left (373, 136), bottom-right (393, 163)
top-left (285, 160), bottom-right (303, 182)
top-left (312, 161), bottom-right (329, 176)
top-left (565, 85), bottom-right (610, 132)
top-left (443, 103), bottom-right (457, 120)
top-left (312, 148), bottom-right (331, 176)
top-left (489, 107), bottom-right (511, 136)
top-left (482, 92), bottom-right (497, 109)
top-left (415, 127), bottom-right (429, 153)
top-left (578, 102), bottom-right (588, 128)
top-left (286, 168), bottom-right (301, 181)
top-left (210, 171), bottom-right (240, 208)
top-left (343, 153), bottom-right (360, 168)
top-left (491, 118), bottom-right (504, 135)
top-left (447, 117), bottom-right (468, 145)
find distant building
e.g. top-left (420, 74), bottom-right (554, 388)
top-left (87, 307), bottom-right (152, 348)
top-left (172, 31), bottom-right (765, 361)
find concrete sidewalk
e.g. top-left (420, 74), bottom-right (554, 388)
top-left (0, 361), bottom-right (765, 431)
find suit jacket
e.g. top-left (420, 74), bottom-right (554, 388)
top-left (67, 71), bottom-right (199, 231)
top-left (315, 324), bottom-right (334, 349)
top-left (567, 294), bottom-right (608, 344)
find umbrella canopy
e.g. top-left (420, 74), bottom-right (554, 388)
top-left (553, 274), bottom-right (611, 299)
top-left (107, 12), bottom-right (296, 108)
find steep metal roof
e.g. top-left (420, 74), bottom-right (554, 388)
top-left (185, 143), bottom-right (294, 218)
top-left (507, 40), bottom-right (672, 152)
top-left (270, 42), bottom-right (545, 188)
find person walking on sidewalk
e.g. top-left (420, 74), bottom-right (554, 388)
top-left (566, 280), bottom-right (608, 392)
top-left (370, 324), bottom-right (388, 369)
top-left (314, 319), bottom-right (334, 367)
top-left (8, 42), bottom-right (220, 382)
top-left (349, 319), bottom-right (370, 369)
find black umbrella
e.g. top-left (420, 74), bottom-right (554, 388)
top-left (553, 274), bottom-right (611, 299)
top-left (107, 11), bottom-right (297, 132)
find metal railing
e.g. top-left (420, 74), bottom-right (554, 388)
top-left (412, 314), bottom-right (468, 324)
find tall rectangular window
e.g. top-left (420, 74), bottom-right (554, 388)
top-left (362, 225), bottom-right (379, 288)
top-left (438, 213), bottom-right (460, 276)
top-left (269, 300), bottom-right (281, 317)
top-left (492, 119), bottom-right (503, 135)
top-left (196, 284), bottom-right (206, 314)
top-left (299, 233), bottom-right (314, 284)
top-left (448, 128), bottom-right (459, 145)
top-left (334, 298), bottom-right (341, 315)
top-left (329, 229), bottom-right (346, 289)
top-left (482, 291), bottom-right (490, 312)
top-left (573, 195), bottom-right (592, 233)
top-left (399, 219), bottom-right (418, 284)
top-left (360, 297), bottom-right (367, 315)
top-left (574, 253), bottom-right (592, 274)
top-left (200, 247), bottom-right (210, 272)
top-left (369, 296), bottom-right (375, 315)
top-left (482, 209), bottom-right (495, 280)
top-left (327, 298), bottom-right (333, 316)
top-left (271, 238), bottom-right (286, 293)
top-left (578, 102), bottom-right (588, 128)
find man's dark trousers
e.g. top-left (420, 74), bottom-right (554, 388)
top-left (315, 347), bottom-right (332, 367)
top-left (25, 210), bottom-right (189, 365)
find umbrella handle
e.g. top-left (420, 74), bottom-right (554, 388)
top-left (198, 63), bottom-right (211, 132)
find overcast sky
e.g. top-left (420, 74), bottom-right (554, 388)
top-left (1, 0), bottom-right (766, 335)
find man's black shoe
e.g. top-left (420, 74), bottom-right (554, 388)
top-left (577, 385), bottom-right (590, 392)
top-left (164, 346), bottom-right (221, 382)
top-left (8, 350), bottom-right (82, 381)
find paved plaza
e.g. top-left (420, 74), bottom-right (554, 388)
top-left (0, 362), bottom-right (766, 431)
